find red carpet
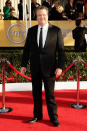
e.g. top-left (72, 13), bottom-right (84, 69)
top-left (0, 90), bottom-right (87, 131)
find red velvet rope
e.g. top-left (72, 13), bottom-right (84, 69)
top-left (56, 62), bottom-right (75, 80)
top-left (7, 64), bottom-right (32, 81)
top-left (81, 60), bottom-right (87, 67)
top-left (7, 62), bottom-right (75, 81)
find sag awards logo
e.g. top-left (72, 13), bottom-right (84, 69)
top-left (7, 23), bottom-right (27, 44)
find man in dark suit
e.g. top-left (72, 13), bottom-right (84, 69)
top-left (72, 19), bottom-right (87, 52)
top-left (31, 0), bottom-right (40, 20)
top-left (21, 6), bottom-right (65, 127)
top-left (18, 0), bottom-right (28, 20)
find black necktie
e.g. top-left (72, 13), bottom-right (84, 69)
top-left (39, 28), bottom-right (43, 50)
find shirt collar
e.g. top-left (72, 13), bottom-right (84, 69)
top-left (38, 23), bottom-right (49, 30)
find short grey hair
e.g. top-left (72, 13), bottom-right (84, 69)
top-left (36, 6), bottom-right (49, 15)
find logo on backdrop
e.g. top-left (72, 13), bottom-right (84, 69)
top-left (7, 23), bottom-right (27, 44)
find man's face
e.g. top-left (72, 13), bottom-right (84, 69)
top-left (36, 9), bottom-right (48, 27)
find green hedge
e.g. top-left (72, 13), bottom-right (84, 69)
top-left (65, 52), bottom-right (87, 80)
top-left (0, 50), bottom-right (87, 82)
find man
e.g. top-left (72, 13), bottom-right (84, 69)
top-left (21, 6), bottom-right (65, 126)
top-left (31, 0), bottom-right (40, 20)
top-left (76, 0), bottom-right (84, 14)
top-left (18, 0), bottom-right (28, 20)
top-left (72, 19), bottom-right (87, 52)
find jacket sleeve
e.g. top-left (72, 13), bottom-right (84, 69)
top-left (21, 29), bottom-right (31, 67)
top-left (57, 28), bottom-right (65, 70)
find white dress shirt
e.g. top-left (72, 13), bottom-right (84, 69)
top-left (37, 23), bottom-right (49, 48)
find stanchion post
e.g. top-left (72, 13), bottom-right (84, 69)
top-left (2, 61), bottom-right (6, 110)
top-left (76, 58), bottom-right (80, 105)
top-left (70, 57), bottom-right (86, 109)
top-left (0, 59), bottom-right (12, 113)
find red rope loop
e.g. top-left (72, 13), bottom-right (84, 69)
top-left (7, 61), bottom-right (75, 81)
top-left (56, 62), bottom-right (75, 80)
top-left (81, 60), bottom-right (87, 67)
top-left (7, 64), bottom-right (32, 82)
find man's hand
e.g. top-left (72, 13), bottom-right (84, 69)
top-left (20, 67), bottom-right (26, 75)
top-left (55, 68), bottom-right (62, 77)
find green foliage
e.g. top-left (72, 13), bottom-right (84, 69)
top-left (65, 52), bottom-right (87, 80)
top-left (0, 49), bottom-right (87, 82)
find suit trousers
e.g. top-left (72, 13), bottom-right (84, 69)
top-left (32, 71), bottom-right (58, 121)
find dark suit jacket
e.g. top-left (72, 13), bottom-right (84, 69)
top-left (72, 26), bottom-right (87, 52)
top-left (21, 23), bottom-right (65, 77)
top-left (31, 2), bottom-right (40, 20)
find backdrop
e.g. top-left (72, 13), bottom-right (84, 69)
top-left (0, 20), bottom-right (87, 47)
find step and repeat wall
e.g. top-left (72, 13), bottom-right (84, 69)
top-left (0, 20), bottom-right (87, 47)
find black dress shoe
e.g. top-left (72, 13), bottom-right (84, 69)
top-left (52, 120), bottom-right (60, 127)
top-left (29, 117), bottom-right (42, 123)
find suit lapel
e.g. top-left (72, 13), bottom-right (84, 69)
top-left (34, 23), bottom-right (52, 48)
top-left (34, 25), bottom-right (38, 47)
top-left (44, 23), bottom-right (52, 48)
